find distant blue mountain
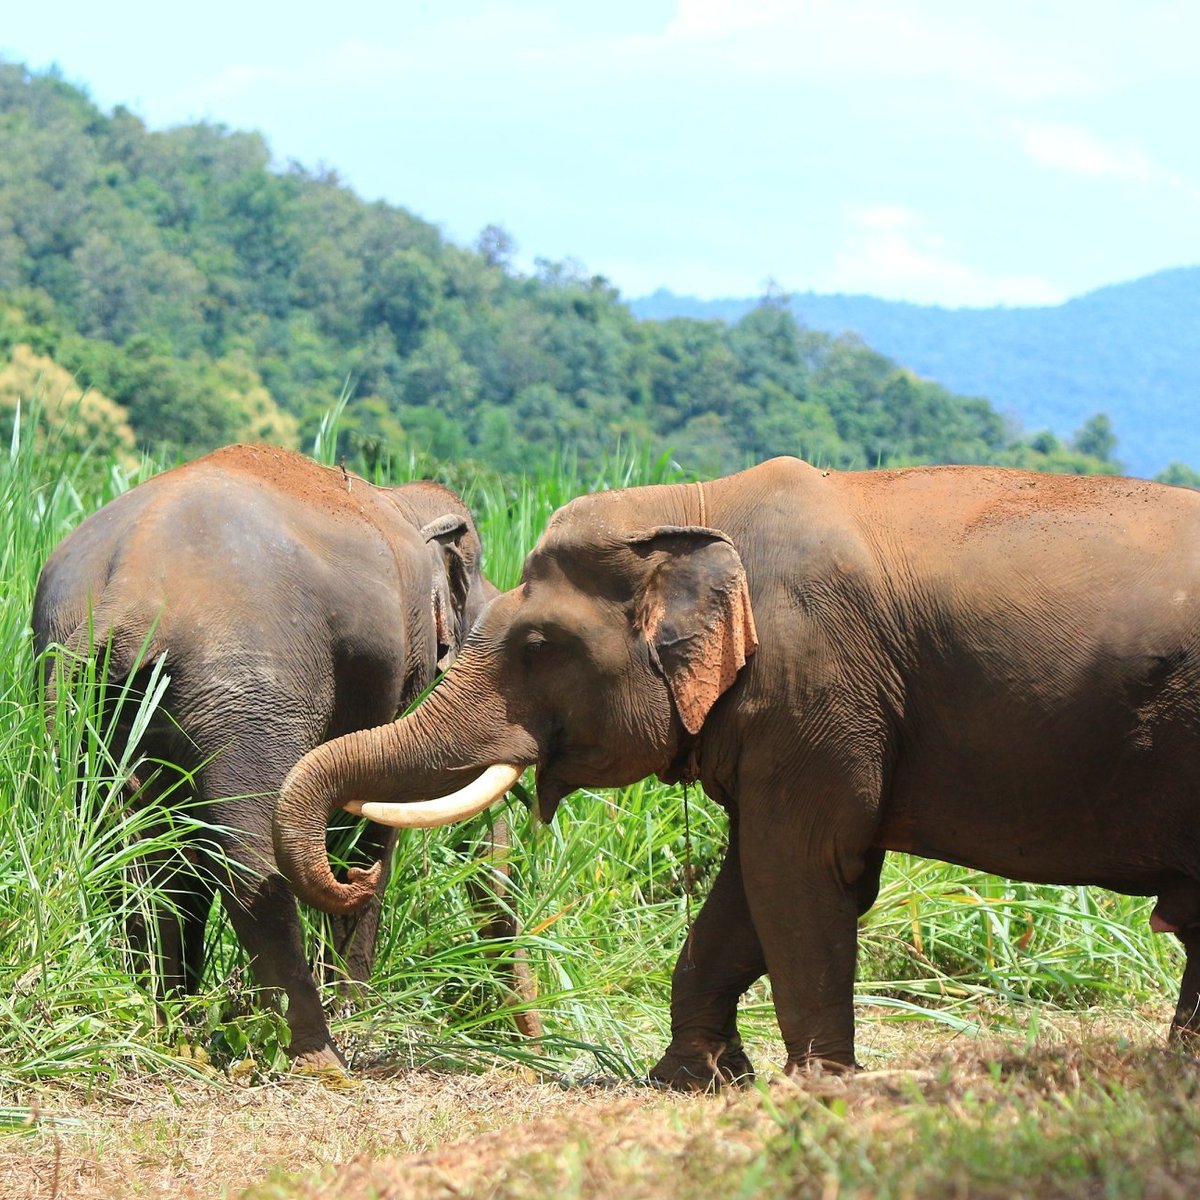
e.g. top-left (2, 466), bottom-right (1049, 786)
top-left (630, 268), bottom-right (1200, 478)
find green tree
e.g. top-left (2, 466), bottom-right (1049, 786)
top-left (1071, 413), bottom-right (1118, 464)
top-left (0, 60), bottom-right (1187, 481)
top-left (402, 329), bottom-right (479, 415)
top-left (475, 223), bottom-right (516, 270)
top-left (365, 249), bottom-right (443, 354)
top-left (1156, 461), bottom-right (1200, 489)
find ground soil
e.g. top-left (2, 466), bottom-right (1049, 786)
top-left (1, 1011), bottom-right (1187, 1200)
top-left (2, 1065), bottom-right (691, 1200)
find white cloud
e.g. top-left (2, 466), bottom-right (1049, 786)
top-left (1012, 120), bottom-right (1159, 182)
top-left (669, 0), bottom-right (794, 37)
top-left (185, 7), bottom-right (577, 110)
top-left (325, 39), bottom-right (413, 78)
top-left (1009, 120), bottom-right (1200, 207)
top-left (822, 206), bottom-right (1065, 307)
top-left (201, 62), bottom-right (294, 101)
top-left (854, 205), bottom-right (921, 232)
top-left (658, 0), bottom-right (1107, 99)
top-left (188, 38), bottom-right (420, 107)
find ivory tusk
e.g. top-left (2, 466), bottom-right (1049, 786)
top-left (343, 763), bottom-right (522, 828)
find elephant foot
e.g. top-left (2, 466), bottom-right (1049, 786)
top-left (289, 1043), bottom-right (362, 1089)
top-left (649, 1043), bottom-right (755, 1092)
top-left (289, 1041), bottom-right (347, 1072)
top-left (782, 1053), bottom-right (858, 1078)
top-left (1168, 1020), bottom-right (1200, 1049)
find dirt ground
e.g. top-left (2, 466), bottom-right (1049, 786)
top-left (1, 1011), bottom-right (1185, 1200)
top-left (2, 1065), bottom-right (700, 1200)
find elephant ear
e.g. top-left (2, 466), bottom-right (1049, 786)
top-left (421, 514), bottom-right (473, 671)
top-left (629, 526), bottom-right (758, 735)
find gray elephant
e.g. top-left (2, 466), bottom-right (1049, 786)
top-left (274, 456), bottom-right (1200, 1085)
top-left (34, 443), bottom-right (493, 1067)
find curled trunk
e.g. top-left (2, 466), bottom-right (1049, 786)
top-left (273, 664), bottom-right (533, 914)
top-left (274, 725), bottom-right (400, 914)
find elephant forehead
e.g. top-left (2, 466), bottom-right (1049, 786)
top-left (522, 534), bottom-right (641, 603)
top-left (540, 481), bottom-right (696, 542)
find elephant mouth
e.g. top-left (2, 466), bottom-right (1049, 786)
top-left (534, 770), bottom-right (568, 823)
top-left (535, 729), bottom-right (571, 825)
top-left (657, 736), bottom-right (701, 786)
top-left (532, 734), bottom-right (660, 824)
top-left (533, 721), bottom-right (572, 821)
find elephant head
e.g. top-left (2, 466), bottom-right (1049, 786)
top-left (274, 484), bottom-right (758, 914)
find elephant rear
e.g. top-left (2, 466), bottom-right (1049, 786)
top-left (33, 485), bottom-right (170, 727)
top-left (31, 444), bottom-right (514, 1066)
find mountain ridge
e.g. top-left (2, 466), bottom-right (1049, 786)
top-left (630, 268), bottom-right (1200, 478)
top-left (0, 60), bottom-right (1141, 481)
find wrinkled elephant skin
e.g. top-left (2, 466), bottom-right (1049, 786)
top-left (276, 457), bottom-right (1200, 1082)
top-left (34, 443), bottom-right (491, 1066)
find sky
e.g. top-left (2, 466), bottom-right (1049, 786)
top-left (3, 0), bottom-right (1199, 308)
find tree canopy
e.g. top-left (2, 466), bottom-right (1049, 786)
top-left (0, 61), bottom-right (1125, 479)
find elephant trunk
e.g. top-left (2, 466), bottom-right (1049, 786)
top-left (274, 724), bottom-right (404, 915)
top-left (273, 661), bottom-right (534, 914)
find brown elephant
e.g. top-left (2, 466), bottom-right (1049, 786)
top-left (274, 456), bottom-right (1200, 1084)
top-left (34, 444), bottom-right (492, 1067)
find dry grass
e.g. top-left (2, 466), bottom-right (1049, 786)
top-left (0, 1067), bottom-right (682, 1200)
top-left (5, 1009), bottom-right (1198, 1200)
top-left (4, 1060), bottom-right (696, 1200)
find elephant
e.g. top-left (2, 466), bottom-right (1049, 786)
top-left (273, 456), bottom-right (1200, 1085)
top-left (33, 443), bottom-right (494, 1068)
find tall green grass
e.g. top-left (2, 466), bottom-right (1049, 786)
top-left (0, 412), bottom-right (1183, 1099)
top-left (0, 408), bottom-right (185, 1086)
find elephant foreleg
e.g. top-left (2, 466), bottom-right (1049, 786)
top-left (650, 817), bottom-right (765, 1090)
top-left (739, 801), bottom-right (867, 1073)
top-left (471, 815), bottom-right (543, 1041)
top-left (323, 821), bottom-right (397, 990)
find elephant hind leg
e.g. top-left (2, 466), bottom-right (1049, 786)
top-left (217, 865), bottom-right (344, 1067)
top-left (199, 733), bottom-right (346, 1069)
top-left (1170, 930), bottom-right (1200, 1043)
top-left (122, 772), bottom-right (215, 1000)
top-left (179, 870), bottom-right (216, 994)
top-left (125, 856), bottom-right (214, 999)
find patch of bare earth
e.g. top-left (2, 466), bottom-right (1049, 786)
top-left (4, 1012), bottom-right (1197, 1200)
top-left (0, 1066), bottom-right (687, 1200)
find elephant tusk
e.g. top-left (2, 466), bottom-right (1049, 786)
top-left (343, 764), bottom-right (523, 828)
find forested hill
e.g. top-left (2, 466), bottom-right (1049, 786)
top-left (0, 61), bottom-right (1131, 479)
top-left (632, 269), bottom-right (1200, 480)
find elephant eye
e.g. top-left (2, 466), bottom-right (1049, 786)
top-left (524, 634), bottom-right (547, 656)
